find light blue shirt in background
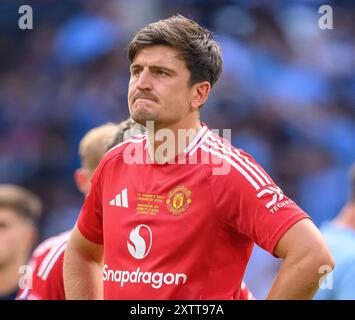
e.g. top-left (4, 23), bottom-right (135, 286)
top-left (315, 222), bottom-right (355, 300)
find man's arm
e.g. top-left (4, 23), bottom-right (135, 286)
top-left (266, 219), bottom-right (335, 300)
top-left (63, 224), bottom-right (103, 300)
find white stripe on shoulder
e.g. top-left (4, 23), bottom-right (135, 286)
top-left (37, 236), bottom-right (69, 279)
top-left (40, 241), bottom-right (67, 280)
top-left (33, 237), bottom-right (59, 257)
top-left (17, 288), bottom-right (30, 300)
top-left (188, 130), bottom-right (211, 156)
top-left (205, 137), bottom-right (265, 186)
top-left (32, 231), bottom-right (71, 257)
top-left (233, 148), bottom-right (271, 184)
top-left (184, 126), bottom-right (208, 154)
top-left (208, 135), bottom-right (271, 185)
top-left (200, 143), bottom-right (260, 190)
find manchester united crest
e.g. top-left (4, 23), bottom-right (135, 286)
top-left (166, 185), bottom-right (192, 215)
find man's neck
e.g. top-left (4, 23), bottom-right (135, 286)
top-left (333, 203), bottom-right (355, 230)
top-left (145, 117), bottom-right (202, 164)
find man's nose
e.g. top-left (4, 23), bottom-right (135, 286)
top-left (136, 68), bottom-right (152, 91)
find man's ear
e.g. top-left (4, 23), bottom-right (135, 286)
top-left (190, 81), bottom-right (211, 110)
top-left (74, 168), bottom-right (91, 195)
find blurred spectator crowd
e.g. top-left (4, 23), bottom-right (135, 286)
top-left (0, 0), bottom-right (354, 298)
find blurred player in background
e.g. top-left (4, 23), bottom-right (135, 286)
top-left (315, 164), bottom-right (355, 300)
top-left (64, 14), bottom-right (334, 300)
top-left (0, 185), bottom-right (41, 300)
top-left (17, 122), bottom-right (121, 299)
top-left (17, 118), bottom-right (254, 300)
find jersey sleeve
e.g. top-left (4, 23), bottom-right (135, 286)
top-left (77, 160), bottom-right (106, 245)
top-left (213, 148), bottom-right (311, 257)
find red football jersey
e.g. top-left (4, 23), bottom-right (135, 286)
top-left (16, 230), bottom-right (253, 300)
top-left (77, 125), bottom-right (310, 299)
top-left (17, 231), bottom-right (70, 300)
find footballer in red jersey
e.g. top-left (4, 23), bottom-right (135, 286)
top-left (75, 125), bottom-right (311, 299)
top-left (17, 120), bottom-right (255, 300)
top-left (17, 231), bottom-right (70, 300)
top-left (64, 15), bottom-right (334, 300)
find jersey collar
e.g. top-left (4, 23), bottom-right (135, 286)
top-left (184, 123), bottom-right (209, 155)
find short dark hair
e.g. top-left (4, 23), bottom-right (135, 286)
top-left (0, 185), bottom-right (42, 225)
top-left (128, 14), bottom-right (223, 87)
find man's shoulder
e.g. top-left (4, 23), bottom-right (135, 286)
top-left (32, 230), bottom-right (71, 258)
top-left (199, 130), bottom-right (271, 189)
top-left (201, 130), bottom-right (251, 166)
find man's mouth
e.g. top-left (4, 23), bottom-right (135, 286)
top-left (134, 98), bottom-right (157, 105)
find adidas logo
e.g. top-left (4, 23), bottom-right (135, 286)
top-left (110, 188), bottom-right (128, 208)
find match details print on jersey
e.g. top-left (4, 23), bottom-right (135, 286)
top-left (109, 186), bottom-right (193, 216)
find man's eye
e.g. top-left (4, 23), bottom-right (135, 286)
top-left (131, 69), bottom-right (141, 76)
top-left (156, 70), bottom-right (168, 76)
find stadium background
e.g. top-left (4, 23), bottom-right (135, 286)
top-left (0, 0), bottom-right (354, 299)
